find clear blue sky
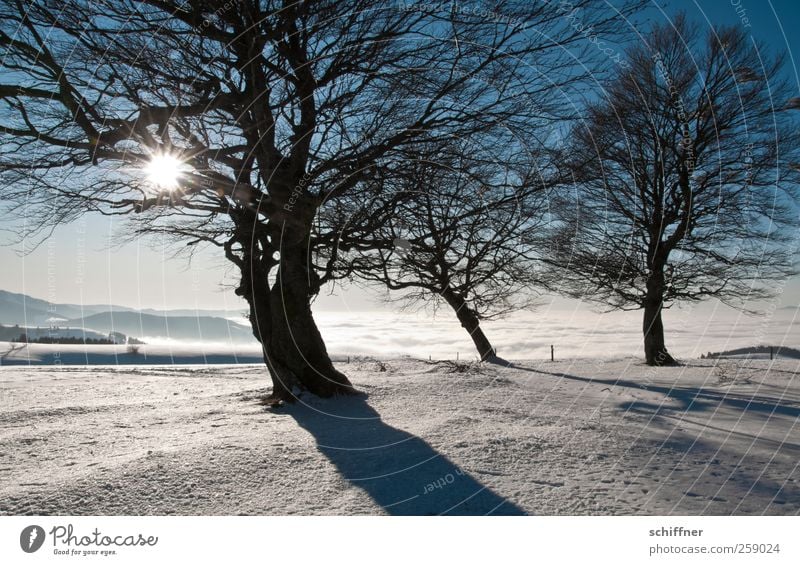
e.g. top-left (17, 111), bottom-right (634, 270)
top-left (1, 0), bottom-right (799, 311)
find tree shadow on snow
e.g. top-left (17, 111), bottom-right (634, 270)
top-left (280, 395), bottom-right (526, 515)
top-left (640, 432), bottom-right (800, 513)
top-left (513, 365), bottom-right (800, 512)
top-left (514, 365), bottom-right (800, 420)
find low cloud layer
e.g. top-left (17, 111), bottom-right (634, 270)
top-left (313, 305), bottom-right (800, 361)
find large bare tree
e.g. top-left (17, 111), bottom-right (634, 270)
top-left (0, 0), bottom-right (644, 400)
top-left (551, 16), bottom-right (800, 365)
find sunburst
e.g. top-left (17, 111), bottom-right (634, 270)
top-left (145, 153), bottom-right (187, 189)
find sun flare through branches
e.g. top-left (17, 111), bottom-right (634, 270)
top-left (144, 154), bottom-right (187, 190)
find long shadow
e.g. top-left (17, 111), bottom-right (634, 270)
top-left (280, 395), bottom-right (526, 515)
top-left (638, 431), bottom-right (800, 513)
top-left (512, 365), bottom-right (800, 512)
top-left (512, 365), bottom-right (800, 419)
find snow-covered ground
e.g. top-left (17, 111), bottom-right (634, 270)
top-left (1, 357), bottom-right (798, 515)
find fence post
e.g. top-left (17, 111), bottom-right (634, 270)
top-left (551, 345), bottom-right (554, 362)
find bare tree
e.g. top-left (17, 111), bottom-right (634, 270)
top-left (0, 0), bottom-right (645, 400)
top-left (329, 143), bottom-right (549, 361)
top-left (551, 16), bottom-right (800, 365)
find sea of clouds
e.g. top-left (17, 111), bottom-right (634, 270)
top-left (311, 302), bottom-right (800, 361)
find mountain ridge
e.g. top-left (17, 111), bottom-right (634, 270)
top-left (0, 290), bottom-right (253, 342)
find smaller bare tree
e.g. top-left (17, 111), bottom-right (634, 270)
top-left (331, 145), bottom-right (547, 361)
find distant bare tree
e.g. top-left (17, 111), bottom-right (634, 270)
top-left (551, 16), bottom-right (800, 365)
top-left (330, 143), bottom-right (549, 361)
top-left (0, 0), bottom-right (645, 400)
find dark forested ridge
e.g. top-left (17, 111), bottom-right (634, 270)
top-left (702, 346), bottom-right (800, 360)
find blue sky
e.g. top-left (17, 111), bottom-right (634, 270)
top-left (1, 0), bottom-right (799, 312)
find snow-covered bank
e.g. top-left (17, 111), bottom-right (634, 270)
top-left (0, 342), bottom-right (264, 366)
top-left (1, 358), bottom-right (798, 515)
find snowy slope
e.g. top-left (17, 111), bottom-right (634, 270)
top-left (0, 358), bottom-right (797, 515)
top-left (0, 342), bottom-right (265, 366)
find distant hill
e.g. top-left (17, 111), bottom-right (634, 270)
top-left (702, 345), bottom-right (800, 360)
top-left (0, 324), bottom-right (109, 342)
top-left (0, 290), bottom-right (253, 343)
top-left (65, 311), bottom-right (253, 342)
top-left (0, 289), bottom-right (131, 325)
top-left (139, 307), bottom-right (246, 319)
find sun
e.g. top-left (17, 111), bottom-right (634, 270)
top-left (145, 154), bottom-right (186, 189)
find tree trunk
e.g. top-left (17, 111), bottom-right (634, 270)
top-left (642, 269), bottom-right (676, 366)
top-left (265, 240), bottom-right (355, 401)
top-left (441, 290), bottom-right (496, 361)
top-left (234, 223), bottom-right (354, 404)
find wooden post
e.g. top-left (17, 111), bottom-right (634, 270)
top-left (456, 352), bottom-right (459, 361)
top-left (770, 346), bottom-right (774, 360)
top-left (551, 344), bottom-right (554, 362)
